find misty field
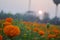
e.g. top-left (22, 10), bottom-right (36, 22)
top-left (0, 18), bottom-right (60, 40)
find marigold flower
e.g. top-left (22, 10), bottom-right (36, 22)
top-left (3, 25), bottom-right (20, 37)
top-left (48, 34), bottom-right (56, 38)
top-left (38, 30), bottom-right (45, 35)
top-left (5, 18), bottom-right (13, 23)
top-left (0, 35), bottom-right (3, 40)
top-left (3, 22), bottom-right (11, 26)
top-left (33, 27), bottom-right (39, 32)
top-left (53, 29), bottom-right (59, 34)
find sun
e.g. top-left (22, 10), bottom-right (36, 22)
top-left (36, 10), bottom-right (43, 17)
top-left (38, 10), bottom-right (43, 15)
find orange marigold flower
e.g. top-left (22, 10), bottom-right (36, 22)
top-left (33, 27), bottom-right (39, 32)
top-left (38, 30), bottom-right (45, 35)
top-left (3, 22), bottom-right (11, 26)
top-left (5, 18), bottom-right (13, 23)
top-left (48, 34), bottom-right (56, 38)
top-left (3, 25), bottom-right (20, 37)
top-left (53, 29), bottom-right (59, 34)
top-left (0, 35), bottom-right (3, 40)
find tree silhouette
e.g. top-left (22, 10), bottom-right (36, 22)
top-left (53, 0), bottom-right (60, 17)
top-left (53, 0), bottom-right (60, 25)
top-left (42, 12), bottom-right (50, 23)
top-left (53, 0), bottom-right (60, 5)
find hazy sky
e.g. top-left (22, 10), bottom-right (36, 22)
top-left (0, 0), bottom-right (60, 18)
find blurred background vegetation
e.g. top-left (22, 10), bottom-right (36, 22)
top-left (0, 10), bottom-right (60, 25)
